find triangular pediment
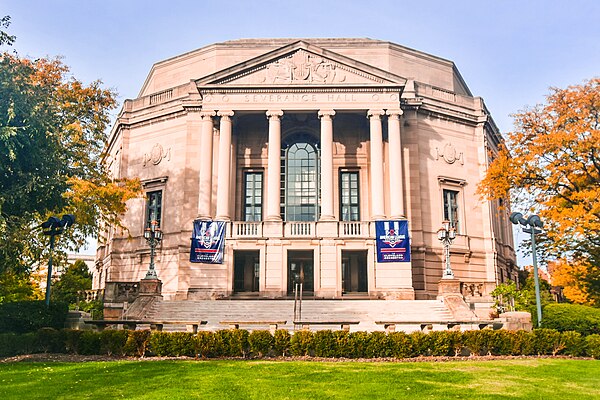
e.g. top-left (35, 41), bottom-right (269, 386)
top-left (196, 41), bottom-right (406, 87)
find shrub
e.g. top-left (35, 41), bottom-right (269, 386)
top-left (313, 330), bottom-right (336, 358)
top-left (558, 331), bottom-right (585, 356)
top-left (388, 331), bottom-right (413, 358)
top-left (273, 329), bottom-right (291, 356)
top-left (510, 330), bottom-right (535, 356)
top-left (542, 303), bottom-right (600, 336)
top-left (0, 301), bottom-right (68, 333)
top-left (409, 331), bottom-right (431, 356)
top-left (532, 328), bottom-right (563, 355)
top-left (215, 329), bottom-right (249, 357)
top-left (63, 329), bottom-right (84, 354)
top-left (79, 331), bottom-right (102, 355)
top-left (169, 332), bottom-right (196, 357)
top-left (290, 330), bottom-right (314, 356)
top-left (149, 331), bottom-right (171, 356)
top-left (586, 334), bottom-right (600, 359)
top-left (487, 330), bottom-right (513, 356)
top-left (332, 330), bottom-right (351, 358)
top-left (196, 331), bottom-right (215, 358)
top-left (35, 327), bottom-right (65, 353)
top-left (428, 331), bottom-right (458, 357)
top-left (365, 331), bottom-right (390, 358)
top-left (347, 331), bottom-right (370, 358)
top-left (124, 330), bottom-right (151, 357)
top-left (100, 330), bottom-right (128, 356)
top-left (248, 330), bottom-right (274, 357)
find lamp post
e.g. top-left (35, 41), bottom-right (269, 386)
top-left (437, 220), bottom-right (457, 279)
top-left (41, 214), bottom-right (76, 306)
top-left (143, 220), bottom-right (163, 280)
top-left (509, 212), bottom-right (544, 327)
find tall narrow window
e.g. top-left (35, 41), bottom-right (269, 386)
top-left (146, 190), bottom-right (162, 228)
top-left (243, 171), bottom-right (263, 221)
top-left (281, 135), bottom-right (320, 221)
top-left (443, 189), bottom-right (459, 231)
top-left (340, 171), bottom-right (360, 221)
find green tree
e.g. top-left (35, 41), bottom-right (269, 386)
top-left (0, 17), bottom-right (141, 282)
top-left (51, 260), bottom-right (92, 306)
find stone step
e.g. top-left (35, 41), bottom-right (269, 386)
top-left (144, 299), bottom-right (455, 332)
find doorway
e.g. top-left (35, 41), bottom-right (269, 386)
top-left (234, 251), bottom-right (260, 293)
top-left (342, 250), bottom-right (368, 294)
top-left (287, 250), bottom-right (314, 294)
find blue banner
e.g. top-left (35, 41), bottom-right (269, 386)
top-left (190, 220), bottom-right (226, 264)
top-left (376, 220), bottom-right (410, 263)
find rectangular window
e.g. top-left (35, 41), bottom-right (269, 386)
top-left (443, 189), bottom-right (459, 231)
top-left (146, 190), bottom-right (162, 228)
top-left (340, 171), bottom-right (360, 221)
top-left (243, 172), bottom-right (263, 221)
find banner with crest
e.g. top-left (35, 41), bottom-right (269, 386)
top-left (375, 220), bottom-right (410, 263)
top-left (190, 220), bottom-right (226, 264)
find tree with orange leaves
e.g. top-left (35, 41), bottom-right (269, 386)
top-left (478, 78), bottom-right (600, 305)
top-left (0, 18), bottom-right (140, 290)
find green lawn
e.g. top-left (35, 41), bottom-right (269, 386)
top-left (0, 358), bottom-right (598, 399)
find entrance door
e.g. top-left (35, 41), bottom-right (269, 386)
top-left (234, 251), bottom-right (260, 293)
top-left (287, 250), bottom-right (314, 294)
top-left (342, 250), bottom-right (368, 294)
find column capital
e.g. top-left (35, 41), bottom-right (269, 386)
top-left (217, 110), bottom-right (235, 119)
top-left (367, 109), bottom-right (385, 119)
top-left (318, 109), bottom-right (336, 119)
top-left (386, 108), bottom-right (404, 119)
top-left (266, 110), bottom-right (284, 119)
top-left (200, 110), bottom-right (216, 119)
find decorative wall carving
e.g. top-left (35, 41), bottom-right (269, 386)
top-left (143, 143), bottom-right (171, 167)
top-left (264, 50), bottom-right (346, 84)
top-left (436, 142), bottom-right (463, 165)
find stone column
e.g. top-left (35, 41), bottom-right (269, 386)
top-left (265, 110), bottom-right (284, 221)
top-left (198, 111), bottom-right (216, 219)
top-left (318, 109), bottom-right (336, 221)
top-left (387, 109), bottom-right (405, 219)
top-left (368, 109), bottom-right (385, 220)
top-left (215, 110), bottom-right (234, 220)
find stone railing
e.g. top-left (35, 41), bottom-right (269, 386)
top-left (339, 221), bottom-right (369, 237)
top-left (104, 281), bottom-right (140, 303)
top-left (77, 289), bottom-right (104, 303)
top-left (230, 220), bottom-right (372, 239)
top-left (284, 221), bottom-right (314, 237)
top-left (230, 221), bottom-right (263, 238)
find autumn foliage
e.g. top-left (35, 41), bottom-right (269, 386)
top-left (478, 78), bottom-right (600, 305)
top-left (0, 23), bottom-right (141, 285)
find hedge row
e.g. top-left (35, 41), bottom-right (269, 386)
top-left (0, 301), bottom-right (69, 334)
top-left (542, 303), bottom-right (600, 336)
top-left (1, 328), bottom-right (600, 359)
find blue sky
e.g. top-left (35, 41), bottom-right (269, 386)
top-left (2, 0), bottom-right (599, 260)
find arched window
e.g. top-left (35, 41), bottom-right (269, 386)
top-left (281, 134), bottom-right (320, 221)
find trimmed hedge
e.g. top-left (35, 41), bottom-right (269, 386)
top-left (542, 303), bottom-right (600, 336)
top-left (1, 328), bottom-right (599, 359)
top-left (0, 301), bottom-right (68, 333)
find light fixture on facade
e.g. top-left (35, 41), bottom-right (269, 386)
top-left (509, 212), bottom-right (544, 327)
top-left (437, 220), bottom-right (456, 279)
top-left (143, 220), bottom-right (163, 280)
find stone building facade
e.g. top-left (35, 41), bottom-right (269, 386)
top-left (95, 38), bottom-right (516, 302)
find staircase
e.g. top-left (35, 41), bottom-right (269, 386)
top-left (143, 299), bottom-right (455, 332)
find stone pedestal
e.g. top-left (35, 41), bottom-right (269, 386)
top-left (437, 278), bottom-right (461, 299)
top-left (139, 278), bottom-right (163, 295)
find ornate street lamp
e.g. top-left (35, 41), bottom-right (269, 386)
top-left (437, 220), bottom-right (457, 279)
top-left (510, 212), bottom-right (544, 327)
top-left (41, 214), bottom-right (76, 306)
top-left (143, 220), bottom-right (163, 280)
